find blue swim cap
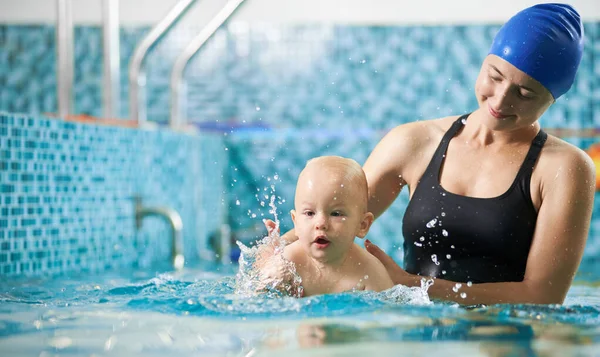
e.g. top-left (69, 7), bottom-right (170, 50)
top-left (489, 3), bottom-right (584, 99)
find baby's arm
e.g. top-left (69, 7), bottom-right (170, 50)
top-left (256, 242), bottom-right (304, 297)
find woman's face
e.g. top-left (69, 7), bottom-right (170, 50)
top-left (474, 55), bottom-right (554, 131)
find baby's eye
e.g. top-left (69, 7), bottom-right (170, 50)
top-left (331, 211), bottom-right (344, 217)
top-left (304, 211), bottom-right (315, 217)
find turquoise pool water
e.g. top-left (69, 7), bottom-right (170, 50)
top-left (1, 262), bottom-right (599, 356)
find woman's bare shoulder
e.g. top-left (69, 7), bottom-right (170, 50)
top-left (370, 115), bottom-right (461, 171)
top-left (385, 115), bottom-right (457, 141)
top-left (538, 134), bottom-right (594, 170)
top-left (536, 134), bottom-right (596, 193)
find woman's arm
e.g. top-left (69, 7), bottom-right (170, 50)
top-left (366, 145), bottom-right (596, 305)
top-left (363, 122), bottom-right (431, 218)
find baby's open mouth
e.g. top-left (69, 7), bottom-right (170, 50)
top-left (315, 238), bottom-right (329, 244)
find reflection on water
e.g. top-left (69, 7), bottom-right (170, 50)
top-left (0, 267), bottom-right (599, 356)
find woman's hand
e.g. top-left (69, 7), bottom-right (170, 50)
top-left (364, 239), bottom-right (412, 286)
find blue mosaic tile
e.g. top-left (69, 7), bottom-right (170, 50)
top-left (0, 112), bottom-right (226, 277)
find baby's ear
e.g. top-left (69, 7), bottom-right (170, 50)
top-left (290, 210), bottom-right (297, 225)
top-left (357, 212), bottom-right (374, 238)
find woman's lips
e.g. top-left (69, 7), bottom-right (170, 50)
top-left (489, 106), bottom-right (510, 119)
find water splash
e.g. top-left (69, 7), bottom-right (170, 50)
top-left (235, 195), bottom-right (303, 298)
top-left (379, 278), bottom-right (434, 306)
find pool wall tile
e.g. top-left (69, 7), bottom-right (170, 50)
top-left (0, 112), bottom-right (226, 277)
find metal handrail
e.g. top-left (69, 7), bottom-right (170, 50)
top-left (135, 196), bottom-right (185, 270)
top-left (102, 0), bottom-right (120, 118)
top-left (170, 0), bottom-right (247, 129)
top-left (128, 0), bottom-right (197, 125)
top-left (56, 0), bottom-right (73, 118)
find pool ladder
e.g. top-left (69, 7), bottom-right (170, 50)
top-left (134, 196), bottom-right (185, 270)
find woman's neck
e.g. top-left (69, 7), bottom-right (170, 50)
top-left (464, 109), bottom-right (541, 148)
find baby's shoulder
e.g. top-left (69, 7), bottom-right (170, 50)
top-left (352, 243), bottom-right (388, 274)
top-left (351, 244), bottom-right (394, 291)
top-left (283, 241), bottom-right (305, 264)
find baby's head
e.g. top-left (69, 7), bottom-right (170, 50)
top-left (297, 156), bottom-right (369, 209)
top-left (291, 156), bottom-right (374, 262)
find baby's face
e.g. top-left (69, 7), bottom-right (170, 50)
top-left (291, 167), bottom-right (369, 264)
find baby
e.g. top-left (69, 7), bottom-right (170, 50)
top-left (257, 156), bottom-right (394, 297)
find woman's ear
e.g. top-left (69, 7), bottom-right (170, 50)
top-left (357, 212), bottom-right (374, 238)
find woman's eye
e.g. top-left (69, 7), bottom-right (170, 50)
top-left (490, 75), bottom-right (502, 82)
top-left (517, 91), bottom-right (534, 100)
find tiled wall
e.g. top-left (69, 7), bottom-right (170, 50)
top-left (1, 22), bottom-right (599, 277)
top-left (0, 112), bottom-right (226, 276)
top-left (2, 23), bottom-right (599, 128)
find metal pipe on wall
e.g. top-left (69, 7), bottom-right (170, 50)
top-left (170, 0), bottom-right (247, 129)
top-left (102, 0), bottom-right (121, 118)
top-left (128, 0), bottom-right (196, 125)
top-left (56, 0), bottom-right (74, 118)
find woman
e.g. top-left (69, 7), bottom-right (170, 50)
top-left (362, 3), bottom-right (595, 305)
top-left (266, 3), bottom-right (595, 305)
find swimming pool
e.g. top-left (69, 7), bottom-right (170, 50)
top-left (1, 261), bottom-right (599, 356)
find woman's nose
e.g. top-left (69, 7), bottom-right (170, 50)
top-left (494, 83), bottom-right (513, 109)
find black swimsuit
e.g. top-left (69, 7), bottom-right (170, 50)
top-left (402, 113), bottom-right (548, 283)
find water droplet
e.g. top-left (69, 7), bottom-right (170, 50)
top-left (442, 270), bottom-right (446, 275)
top-left (426, 218), bottom-right (438, 228)
top-left (452, 283), bottom-right (462, 292)
top-left (414, 242), bottom-right (423, 247)
top-left (441, 212), bottom-right (446, 217)
top-left (235, 200), bottom-right (240, 206)
top-left (446, 254), bottom-right (451, 259)
top-left (255, 106), bottom-right (261, 111)
top-left (419, 236), bottom-right (425, 242)
top-left (442, 229), bottom-right (448, 237)
top-left (451, 245), bottom-right (455, 249)
top-left (467, 281), bottom-right (473, 287)
top-left (364, 275), bottom-right (369, 279)
top-left (460, 292), bottom-right (467, 299)
top-left (431, 254), bottom-right (440, 265)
